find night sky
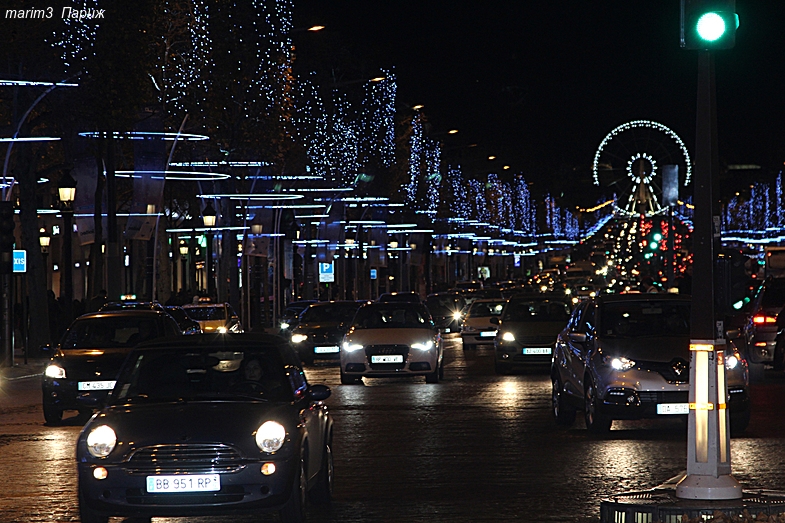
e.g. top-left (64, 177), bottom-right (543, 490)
top-left (296, 1), bottom-right (785, 197)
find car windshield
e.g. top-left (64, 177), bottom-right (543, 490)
top-left (184, 306), bottom-right (226, 321)
top-left (60, 317), bottom-right (160, 349)
top-left (426, 295), bottom-right (463, 314)
top-left (353, 306), bottom-right (430, 329)
top-left (301, 303), bottom-right (359, 323)
top-left (600, 301), bottom-right (690, 338)
top-left (502, 300), bottom-right (571, 322)
top-left (467, 301), bottom-right (506, 318)
top-left (112, 347), bottom-right (293, 403)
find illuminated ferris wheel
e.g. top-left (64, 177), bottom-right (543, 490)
top-left (592, 120), bottom-right (692, 217)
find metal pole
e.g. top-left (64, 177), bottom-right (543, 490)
top-left (675, 50), bottom-right (740, 501)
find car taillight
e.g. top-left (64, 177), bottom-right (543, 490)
top-left (752, 315), bottom-right (777, 324)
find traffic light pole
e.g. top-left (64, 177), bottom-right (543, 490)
top-left (675, 50), bottom-right (741, 500)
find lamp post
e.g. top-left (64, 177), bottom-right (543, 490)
top-left (202, 202), bottom-right (217, 299)
top-left (39, 228), bottom-right (50, 289)
top-left (58, 170), bottom-right (77, 322)
top-left (179, 240), bottom-right (188, 295)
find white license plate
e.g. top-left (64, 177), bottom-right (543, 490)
top-left (146, 474), bottom-right (221, 493)
top-left (479, 331), bottom-right (497, 337)
top-left (657, 403), bottom-right (689, 415)
top-left (371, 355), bottom-right (404, 364)
top-left (78, 381), bottom-right (116, 391)
top-left (522, 347), bottom-right (551, 355)
top-left (314, 346), bottom-right (340, 354)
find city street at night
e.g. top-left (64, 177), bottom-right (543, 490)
top-left (2, 337), bottom-right (785, 523)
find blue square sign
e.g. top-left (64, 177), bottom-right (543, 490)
top-left (13, 249), bottom-right (26, 273)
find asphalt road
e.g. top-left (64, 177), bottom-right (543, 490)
top-left (1, 335), bottom-right (785, 523)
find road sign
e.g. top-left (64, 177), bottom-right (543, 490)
top-left (370, 268), bottom-right (377, 280)
top-left (318, 262), bottom-right (334, 283)
top-left (12, 250), bottom-right (26, 273)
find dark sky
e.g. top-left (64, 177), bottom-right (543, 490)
top-left (296, 1), bottom-right (785, 197)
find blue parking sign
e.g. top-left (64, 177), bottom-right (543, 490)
top-left (13, 249), bottom-right (26, 273)
top-left (318, 262), bottom-right (334, 283)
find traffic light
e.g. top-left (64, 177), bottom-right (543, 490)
top-left (681, 0), bottom-right (739, 50)
top-left (0, 201), bottom-right (15, 252)
top-left (716, 250), bottom-right (750, 315)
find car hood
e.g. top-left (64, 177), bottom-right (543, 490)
top-left (296, 322), bottom-right (345, 332)
top-left (463, 317), bottom-right (498, 329)
top-left (598, 336), bottom-right (689, 362)
top-left (345, 327), bottom-right (436, 345)
top-left (197, 319), bottom-right (228, 331)
top-left (53, 348), bottom-right (133, 376)
top-left (501, 320), bottom-right (565, 336)
top-left (89, 401), bottom-right (299, 454)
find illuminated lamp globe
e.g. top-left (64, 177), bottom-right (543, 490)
top-left (58, 170), bottom-right (77, 203)
top-left (202, 202), bottom-right (217, 228)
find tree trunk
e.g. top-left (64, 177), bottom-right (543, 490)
top-left (18, 146), bottom-right (50, 354)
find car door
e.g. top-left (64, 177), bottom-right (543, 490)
top-left (558, 301), bottom-right (586, 400)
top-left (288, 365), bottom-right (327, 482)
top-left (563, 300), bottom-right (596, 401)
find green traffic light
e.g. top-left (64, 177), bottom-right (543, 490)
top-left (652, 233), bottom-right (662, 242)
top-left (697, 12), bottom-right (726, 41)
top-left (649, 242), bottom-right (659, 251)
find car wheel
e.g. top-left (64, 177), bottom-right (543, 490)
top-left (279, 451), bottom-right (307, 523)
top-left (552, 375), bottom-right (576, 427)
top-left (308, 440), bottom-right (333, 505)
top-left (43, 402), bottom-right (63, 426)
top-left (584, 378), bottom-right (611, 434)
top-left (79, 486), bottom-right (109, 523)
top-left (730, 409), bottom-right (751, 436)
top-left (340, 370), bottom-right (359, 385)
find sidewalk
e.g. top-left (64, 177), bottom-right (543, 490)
top-left (0, 351), bottom-right (48, 381)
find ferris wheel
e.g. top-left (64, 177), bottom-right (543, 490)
top-left (592, 120), bottom-right (692, 217)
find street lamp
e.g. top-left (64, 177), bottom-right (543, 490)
top-left (39, 227), bottom-right (50, 288)
top-left (58, 170), bottom-right (77, 320)
top-left (179, 240), bottom-right (188, 294)
top-left (202, 201), bottom-right (217, 299)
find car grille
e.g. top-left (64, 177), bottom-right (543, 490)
top-left (365, 344), bottom-right (409, 370)
top-left (124, 444), bottom-right (245, 475)
top-left (637, 391), bottom-right (689, 404)
top-left (125, 485), bottom-right (246, 505)
top-left (514, 336), bottom-right (554, 346)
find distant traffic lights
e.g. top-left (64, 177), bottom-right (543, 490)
top-left (681, 0), bottom-right (739, 50)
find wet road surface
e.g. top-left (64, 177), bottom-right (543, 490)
top-left (1, 335), bottom-right (785, 522)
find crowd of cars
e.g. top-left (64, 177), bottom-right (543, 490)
top-left (40, 260), bottom-right (785, 521)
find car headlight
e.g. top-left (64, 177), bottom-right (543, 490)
top-left (452, 311), bottom-right (462, 321)
top-left (604, 356), bottom-right (636, 371)
top-left (217, 326), bottom-right (228, 333)
top-left (86, 425), bottom-right (117, 458)
top-left (44, 364), bottom-right (66, 379)
top-left (725, 353), bottom-right (740, 370)
top-left (256, 421), bottom-right (286, 453)
top-left (291, 333), bottom-right (308, 344)
top-left (342, 342), bottom-right (363, 352)
top-left (280, 321), bottom-right (290, 330)
top-left (411, 341), bottom-right (434, 351)
top-left (501, 331), bottom-right (515, 342)
top-left (564, 288), bottom-right (572, 295)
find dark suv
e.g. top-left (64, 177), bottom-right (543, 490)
top-left (41, 310), bottom-right (182, 424)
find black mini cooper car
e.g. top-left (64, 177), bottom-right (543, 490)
top-left (76, 334), bottom-right (333, 523)
top-left (41, 310), bottom-right (182, 424)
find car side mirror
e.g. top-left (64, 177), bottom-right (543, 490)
top-left (725, 329), bottom-right (740, 340)
top-left (490, 317), bottom-right (500, 325)
top-left (569, 332), bottom-right (587, 344)
top-left (308, 384), bottom-right (331, 402)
